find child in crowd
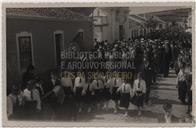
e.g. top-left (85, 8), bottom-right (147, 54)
top-left (23, 80), bottom-right (41, 119)
top-left (74, 73), bottom-right (86, 113)
top-left (117, 79), bottom-right (132, 116)
top-left (104, 76), bottom-right (113, 111)
top-left (35, 77), bottom-right (44, 98)
top-left (176, 64), bottom-right (187, 104)
top-left (83, 79), bottom-right (93, 113)
top-left (90, 76), bottom-right (104, 111)
top-left (61, 71), bottom-right (73, 99)
top-left (111, 75), bottom-right (122, 113)
top-left (131, 72), bottom-right (146, 116)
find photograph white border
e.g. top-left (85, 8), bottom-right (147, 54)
top-left (1, 1), bottom-right (195, 127)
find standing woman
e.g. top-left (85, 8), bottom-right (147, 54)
top-left (89, 78), bottom-right (97, 111)
top-left (104, 76), bottom-right (113, 111)
top-left (61, 71), bottom-right (76, 120)
top-left (90, 76), bottom-right (104, 111)
top-left (132, 72), bottom-right (146, 116)
top-left (100, 75), bottom-right (107, 110)
top-left (74, 74), bottom-right (86, 113)
top-left (98, 76), bottom-right (105, 109)
top-left (186, 73), bottom-right (192, 115)
top-left (83, 79), bottom-right (92, 113)
top-left (111, 75), bottom-right (122, 113)
top-left (176, 63), bottom-right (187, 104)
top-left (117, 79), bottom-right (132, 116)
top-left (61, 71), bottom-right (73, 100)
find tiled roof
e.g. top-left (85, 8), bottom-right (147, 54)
top-left (6, 8), bottom-right (93, 21)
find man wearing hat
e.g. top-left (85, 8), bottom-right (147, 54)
top-left (163, 41), bottom-right (172, 77)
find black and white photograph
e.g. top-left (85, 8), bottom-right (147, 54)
top-left (2, 2), bottom-right (195, 126)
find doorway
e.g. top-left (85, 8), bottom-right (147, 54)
top-left (54, 32), bottom-right (64, 69)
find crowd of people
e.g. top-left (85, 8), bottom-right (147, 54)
top-left (7, 29), bottom-right (192, 122)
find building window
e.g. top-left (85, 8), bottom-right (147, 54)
top-left (16, 32), bottom-right (34, 72)
top-left (54, 30), bottom-right (64, 68)
top-left (54, 30), bottom-right (64, 51)
top-left (78, 31), bottom-right (84, 42)
top-left (119, 25), bottom-right (124, 41)
top-left (72, 29), bottom-right (84, 43)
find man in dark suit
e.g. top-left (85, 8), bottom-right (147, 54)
top-left (163, 42), bottom-right (172, 77)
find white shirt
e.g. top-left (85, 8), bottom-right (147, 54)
top-left (61, 77), bottom-right (73, 87)
top-left (74, 77), bottom-right (85, 87)
top-left (51, 79), bottom-right (56, 86)
top-left (52, 86), bottom-right (62, 95)
top-left (23, 88), bottom-right (42, 110)
top-left (106, 78), bottom-right (113, 88)
top-left (74, 77), bottom-right (86, 94)
top-left (32, 89), bottom-right (41, 110)
top-left (117, 83), bottom-right (132, 93)
top-left (177, 70), bottom-right (186, 82)
top-left (133, 79), bottom-right (146, 93)
top-left (23, 89), bottom-right (32, 101)
top-left (82, 83), bottom-right (89, 95)
top-left (52, 86), bottom-right (65, 104)
top-left (101, 77), bottom-right (106, 87)
top-left (97, 80), bottom-right (104, 89)
top-left (106, 78), bottom-right (114, 94)
top-left (112, 77), bottom-right (122, 88)
top-left (35, 83), bottom-right (44, 95)
top-left (90, 80), bottom-right (104, 91)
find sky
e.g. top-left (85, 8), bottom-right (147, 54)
top-left (128, 6), bottom-right (191, 14)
